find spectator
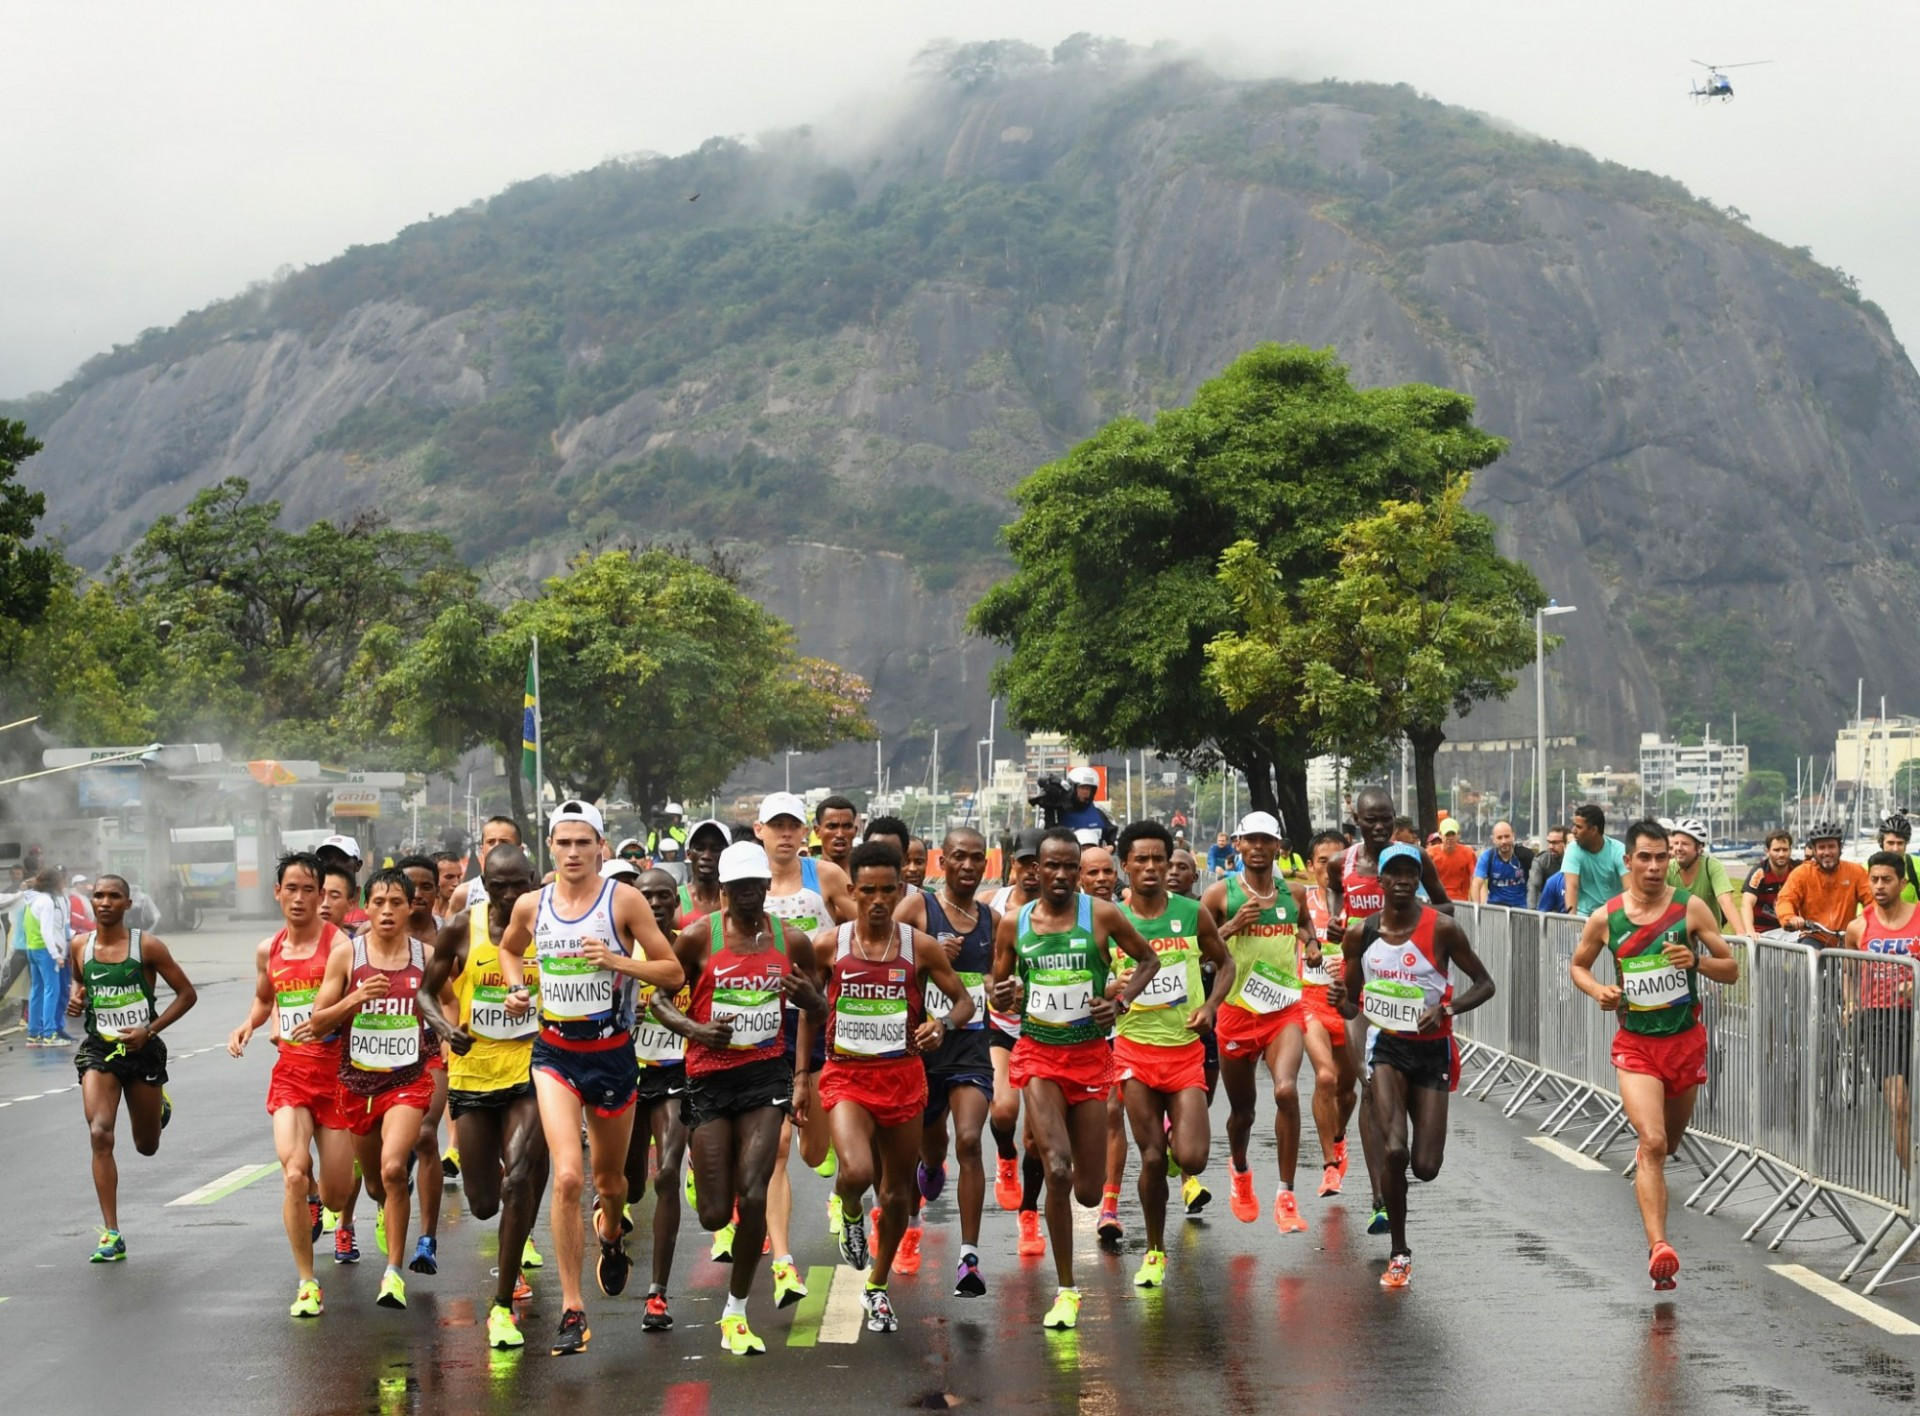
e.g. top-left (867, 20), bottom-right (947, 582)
top-left (19, 868), bottom-right (73, 1046)
top-left (1741, 830), bottom-right (1794, 935)
top-left (1207, 832), bottom-right (1238, 878)
top-left (1275, 836), bottom-right (1308, 880)
top-left (1471, 820), bottom-right (1529, 907)
top-left (1561, 804), bottom-right (1627, 914)
top-left (1529, 824), bottom-right (1569, 908)
top-left (1431, 819), bottom-right (1478, 901)
top-left (1537, 869), bottom-right (1569, 914)
top-left (1776, 821), bottom-right (1871, 937)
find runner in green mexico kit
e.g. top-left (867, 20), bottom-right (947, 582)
top-left (67, 875), bottom-right (197, 1262)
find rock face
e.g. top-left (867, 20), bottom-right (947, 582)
top-left (15, 53), bottom-right (1920, 781)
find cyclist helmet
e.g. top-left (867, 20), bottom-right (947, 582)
top-left (1670, 818), bottom-right (1708, 845)
top-left (1806, 820), bottom-right (1845, 844)
top-left (1066, 766), bottom-right (1100, 789)
top-left (1880, 813), bottom-right (1912, 842)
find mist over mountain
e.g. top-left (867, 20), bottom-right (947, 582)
top-left (12, 37), bottom-right (1919, 783)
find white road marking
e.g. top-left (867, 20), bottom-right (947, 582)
top-left (818, 1264), bottom-right (867, 1344)
top-left (167, 1163), bottom-right (280, 1207)
top-left (1528, 1136), bottom-right (1611, 1172)
top-left (13, 1094), bottom-right (43, 1103)
top-left (1770, 1265), bottom-right (1920, 1335)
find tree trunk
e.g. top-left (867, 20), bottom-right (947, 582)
top-left (1409, 721), bottom-right (1446, 838)
top-left (1226, 736), bottom-right (1314, 846)
top-left (1271, 757), bottom-right (1312, 847)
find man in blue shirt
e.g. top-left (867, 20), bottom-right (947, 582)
top-left (1206, 832), bottom-right (1238, 878)
top-left (1560, 803), bottom-right (1627, 914)
top-left (1057, 766), bottom-right (1115, 845)
top-left (1538, 870), bottom-right (1569, 914)
top-left (1471, 820), bottom-right (1529, 907)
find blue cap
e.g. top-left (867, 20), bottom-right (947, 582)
top-left (1378, 843), bottom-right (1425, 874)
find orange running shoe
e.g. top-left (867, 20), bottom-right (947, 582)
top-left (1332, 1138), bottom-right (1349, 1180)
top-left (1275, 1189), bottom-right (1309, 1234)
top-left (1017, 1209), bottom-right (1046, 1256)
top-left (762, 1233), bottom-right (772, 1256)
top-left (1318, 1163), bottom-right (1342, 1198)
top-left (513, 1272), bottom-right (533, 1303)
top-left (1649, 1240), bottom-right (1680, 1291)
top-left (1381, 1253), bottom-right (1412, 1290)
top-left (995, 1157), bottom-right (1021, 1211)
top-left (894, 1225), bottom-right (923, 1276)
top-left (1228, 1168), bottom-right (1259, 1223)
top-left (871, 1206), bottom-right (883, 1234)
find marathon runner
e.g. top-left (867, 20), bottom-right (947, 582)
top-left (626, 867), bottom-right (696, 1332)
top-left (989, 828), bottom-right (1159, 1328)
top-left (1077, 844), bottom-right (1129, 1242)
top-left (497, 799), bottom-right (684, 1356)
top-left (1569, 820), bottom-right (1736, 1290)
top-left (677, 818), bottom-right (729, 926)
top-left (317, 836), bottom-right (369, 929)
top-left (897, 826), bottom-right (998, 1296)
top-left (313, 856), bottom-right (367, 1259)
top-left (1845, 852), bottom-right (1919, 1175)
top-left (1299, 828), bottom-right (1360, 1197)
top-left (227, 854), bottom-right (356, 1318)
top-left (416, 845), bottom-right (548, 1349)
top-left (1740, 831), bottom-right (1794, 937)
top-left (986, 830), bottom-right (1047, 1257)
top-left (660, 841), bottom-right (826, 1354)
top-left (395, 853), bottom-right (451, 1277)
top-left (449, 816), bottom-right (523, 915)
top-left (1329, 842), bottom-right (1494, 1290)
top-left (904, 837), bottom-right (931, 891)
top-left (814, 795), bottom-right (859, 876)
top-left (855, 815), bottom-right (926, 1273)
top-left (1110, 821), bottom-right (1233, 1288)
top-left (67, 875), bottom-right (196, 1263)
top-left (815, 840), bottom-right (974, 1331)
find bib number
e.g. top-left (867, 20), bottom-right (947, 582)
top-left (634, 1017), bottom-right (685, 1066)
top-left (1620, 953), bottom-right (1691, 1010)
top-left (92, 987), bottom-right (151, 1041)
top-left (349, 1010), bottom-right (420, 1071)
top-left (1301, 953), bottom-right (1334, 987)
top-left (925, 971), bottom-right (987, 1029)
top-left (469, 984), bottom-right (538, 1042)
top-left (714, 988), bottom-right (782, 1051)
top-left (1237, 960), bottom-right (1301, 1016)
top-left (1026, 968), bottom-right (1093, 1028)
top-left (540, 950), bottom-right (616, 1021)
top-left (834, 995), bottom-right (910, 1058)
top-left (1362, 980), bottom-right (1426, 1034)
top-left (1133, 960), bottom-right (1190, 1011)
top-left (276, 986), bottom-right (317, 1044)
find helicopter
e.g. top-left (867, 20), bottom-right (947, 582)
top-left (1690, 59), bottom-right (1770, 102)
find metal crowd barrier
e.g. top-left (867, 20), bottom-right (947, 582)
top-left (1442, 902), bottom-right (1920, 1296)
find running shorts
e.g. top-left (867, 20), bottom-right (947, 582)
top-left (1369, 1032), bottom-right (1461, 1094)
top-left (75, 1034), bottom-right (167, 1087)
top-left (1853, 1008), bottom-right (1914, 1083)
top-left (1302, 987), bottom-right (1347, 1037)
top-left (447, 1079), bottom-right (535, 1120)
top-left (1008, 1036), bottom-right (1113, 1107)
top-left (1113, 1035), bottom-right (1206, 1095)
top-left (1215, 999), bottom-right (1308, 1060)
top-left (532, 1037), bottom-right (639, 1118)
top-left (342, 1071), bottom-right (437, 1136)
top-left (636, 1064), bottom-right (690, 1108)
top-left (821, 1057), bottom-right (929, 1129)
top-left (680, 1055), bottom-right (794, 1130)
top-left (1611, 1023), bottom-right (1708, 1099)
top-left (923, 1069), bottom-right (993, 1122)
top-left (267, 1055), bottom-right (353, 1131)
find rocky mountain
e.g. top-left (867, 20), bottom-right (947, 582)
top-left (12, 39), bottom-right (1920, 785)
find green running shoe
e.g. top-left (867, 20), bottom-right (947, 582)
top-left (684, 1165), bottom-right (697, 1206)
top-left (1042, 1288), bottom-right (1082, 1329)
top-left (487, 1303), bottom-right (524, 1349)
top-left (376, 1270), bottom-right (407, 1309)
top-left (1133, 1250), bottom-right (1166, 1289)
top-left (160, 1089), bottom-right (173, 1130)
top-left (90, 1229), bottom-right (126, 1263)
top-left (1368, 1207), bottom-right (1390, 1235)
top-left (289, 1278), bottom-right (323, 1318)
top-left (374, 1206), bottom-right (388, 1257)
top-left (718, 1313), bottom-right (765, 1356)
top-left (710, 1222), bottom-right (735, 1263)
top-left (521, 1237), bottom-right (544, 1269)
top-left (814, 1144), bottom-right (838, 1178)
top-left (771, 1260), bottom-right (808, 1309)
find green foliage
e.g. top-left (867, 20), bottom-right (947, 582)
top-left (0, 420), bottom-right (58, 637)
top-left (1626, 594), bottom-right (1792, 773)
top-left (1739, 769), bottom-right (1788, 823)
top-left (1890, 760), bottom-right (1920, 813)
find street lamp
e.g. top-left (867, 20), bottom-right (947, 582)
top-left (785, 750), bottom-right (801, 792)
top-left (1536, 601), bottom-right (1577, 839)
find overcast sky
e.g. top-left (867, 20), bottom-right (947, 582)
top-left (4, 0), bottom-right (1914, 397)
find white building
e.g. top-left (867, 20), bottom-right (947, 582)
top-left (1836, 716), bottom-right (1920, 795)
top-left (1638, 732), bottom-right (1749, 829)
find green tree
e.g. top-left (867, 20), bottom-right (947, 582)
top-left (0, 418), bottom-right (60, 647)
top-left (1738, 769), bottom-right (1788, 826)
top-left (1208, 472), bottom-right (1546, 835)
top-left (1890, 760), bottom-right (1920, 814)
top-left (969, 344), bottom-right (1506, 839)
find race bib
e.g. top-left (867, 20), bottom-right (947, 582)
top-left (469, 984), bottom-right (539, 1042)
top-left (1133, 960), bottom-right (1190, 1011)
top-left (1362, 979), bottom-right (1426, 1034)
top-left (91, 986), bottom-right (151, 1041)
top-left (1237, 960), bottom-right (1301, 1015)
top-left (834, 995), bottom-right (910, 1057)
top-left (349, 1010), bottom-right (420, 1071)
top-left (634, 1016), bottom-right (685, 1066)
top-left (276, 986), bottom-right (317, 1044)
top-left (539, 947), bottom-right (616, 1021)
top-left (1026, 968), bottom-right (1094, 1027)
top-left (1620, 953), bottom-right (1690, 1010)
top-left (925, 971), bottom-right (988, 1029)
top-left (1301, 953), bottom-right (1334, 987)
top-left (714, 987), bottom-right (782, 1051)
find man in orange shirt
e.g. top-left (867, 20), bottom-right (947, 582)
top-left (1429, 819), bottom-right (1478, 904)
top-left (1776, 821), bottom-right (1871, 938)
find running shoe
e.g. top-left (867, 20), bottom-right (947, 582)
top-left (710, 1222), bottom-right (736, 1263)
top-left (160, 1089), bottom-right (173, 1129)
top-left (894, 1224), bottom-right (923, 1276)
top-left (828, 1192), bottom-right (845, 1238)
top-left (1133, 1249), bottom-right (1166, 1289)
top-left (1097, 1198), bottom-right (1122, 1242)
top-left (1228, 1167), bottom-right (1258, 1223)
top-left (954, 1253), bottom-right (987, 1297)
top-left (1275, 1189), bottom-right (1309, 1234)
top-left (596, 1233), bottom-right (632, 1297)
top-left (1367, 1206), bottom-right (1390, 1236)
top-left (994, 1157), bottom-right (1021, 1211)
top-left (321, 1206), bottom-right (340, 1234)
top-left (1381, 1253), bottom-right (1413, 1290)
top-left (814, 1144), bottom-right (838, 1178)
top-left (871, 1204), bottom-right (883, 1234)
top-left (771, 1260), bottom-right (809, 1308)
top-left (377, 1270), bottom-right (408, 1309)
top-left (44, 1033), bottom-right (74, 1047)
top-left (593, 1194), bottom-right (634, 1237)
top-left (487, 1303), bottom-right (524, 1349)
top-left (551, 1309), bottom-right (590, 1356)
top-left (684, 1166), bottom-right (697, 1206)
top-left (375, 1207), bottom-right (388, 1256)
top-left (1332, 1136), bottom-right (1349, 1180)
top-left (309, 1198), bottom-right (324, 1242)
top-left (917, 1160), bottom-right (947, 1203)
top-left (1017, 1208), bottom-right (1045, 1256)
top-left (1182, 1175), bottom-right (1212, 1217)
top-left (642, 1292), bottom-right (674, 1331)
top-left (521, 1237), bottom-right (543, 1269)
top-left (513, 1273), bottom-right (533, 1303)
top-left (1042, 1288), bottom-right (1081, 1330)
top-left (89, 1229), bottom-right (125, 1263)
top-left (409, 1235), bottom-right (439, 1275)
top-left (441, 1147), bottom-right (461, 1179)
top-left (839, 1206), bottom-right (870, 1269)
top-left (762, 1232), bottom-right (772, 1256)
top-left (1318, 1163), bottom-right (1342, 1197)
top-left (717, 1314), bottom-right (765, 1356)
top-left (334, 1226), bottom-right (361, 1264)
top-left (289, 1278), bottom-right (323, 1318)
top-left (863, 1286), bottom-right (899, 1333)
top-left (1649, 1240), bottom-right (1681, 1291)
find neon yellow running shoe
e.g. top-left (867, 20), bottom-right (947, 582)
top-left (684, 1166), bottom-right (697, 1206)
top-left (827, 1192), bottom-right (844, 1238)
top-left (814, 1144), bottom-right (838, 1178)
top-left (377, 1270), bottom-right (407, 1309)
top-left (487, 1303), bottom-right (524, 1349)
top-left (1042, 1288), bottom-right (1082, 1329)
top-left (710, 1222), bottom-right (736, 1262)
top-left (1182, 1175), bottom-right (1212, 1217)
top-left (90, 1229), bottom-right (126, 1263)
top-left (321, 1207), bottom-right (341, 1234)
top-left (718, 1313), bottom-right (766, 1356)
top-left (374, 1207), bottom-right (387, 1258)
top-left (521, 1237), bottom-right (544, 1269)
top-left (771, 1260), bottom-right (808, 1309)
top-left (289, 1278), bottom-right (324, 1318)
top-left (1133, 1250), bottom-right (1166, 1289)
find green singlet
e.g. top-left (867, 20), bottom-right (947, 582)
top-left (1016, 894), bottom-right (1109, 1047)
top-left (1222, 873), bottom-right (1303, 1016)
top-left (1607, 888), bottom-right (1698, 1036)
top-left (1114, 894), bottom-right (1204, 1047)
top-left (81, 931), bottom-right (157, 1043)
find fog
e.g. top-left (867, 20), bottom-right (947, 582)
top-left (4, 0), bottom-right (1916, 397)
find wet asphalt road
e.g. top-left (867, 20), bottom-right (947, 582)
top-left (5, 922), bottom-right (1920, 1414)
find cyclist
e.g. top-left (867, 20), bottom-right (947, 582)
top-left (1776, 822), bottom-right (1871, 942)
top-left (1878, 815), bottom-right (1920, 903)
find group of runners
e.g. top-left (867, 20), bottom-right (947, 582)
top-left (57, 782), bottom-right (1759, 1354)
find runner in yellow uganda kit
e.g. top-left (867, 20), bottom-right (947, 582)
top-left (419, 845), bottom-right (548, 1349)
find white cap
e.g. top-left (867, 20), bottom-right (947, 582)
top-left (550, 799), bottom-right (606, 837)
top-left (319, 834), bottom-right (364, 864)
top-left (686, 817), bottom-right (730, 848)
top-left (664, 801), bottom-right (685, 816)
top-left (718, 841), bottom-right (773, 883)
top-left (614, 837), bottom-right (644, 855)
top-left (600, 858), bottom-right (640, 882)
top-left (1235, 811), bottom-right (1282, 840)
top-left (757, 791), bottom-right (808, 824)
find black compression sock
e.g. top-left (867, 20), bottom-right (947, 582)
top-left (990, 1117), bottom-right (1018, 1162)
top-left (1020, 1149), bottom-right (1044, 1211)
